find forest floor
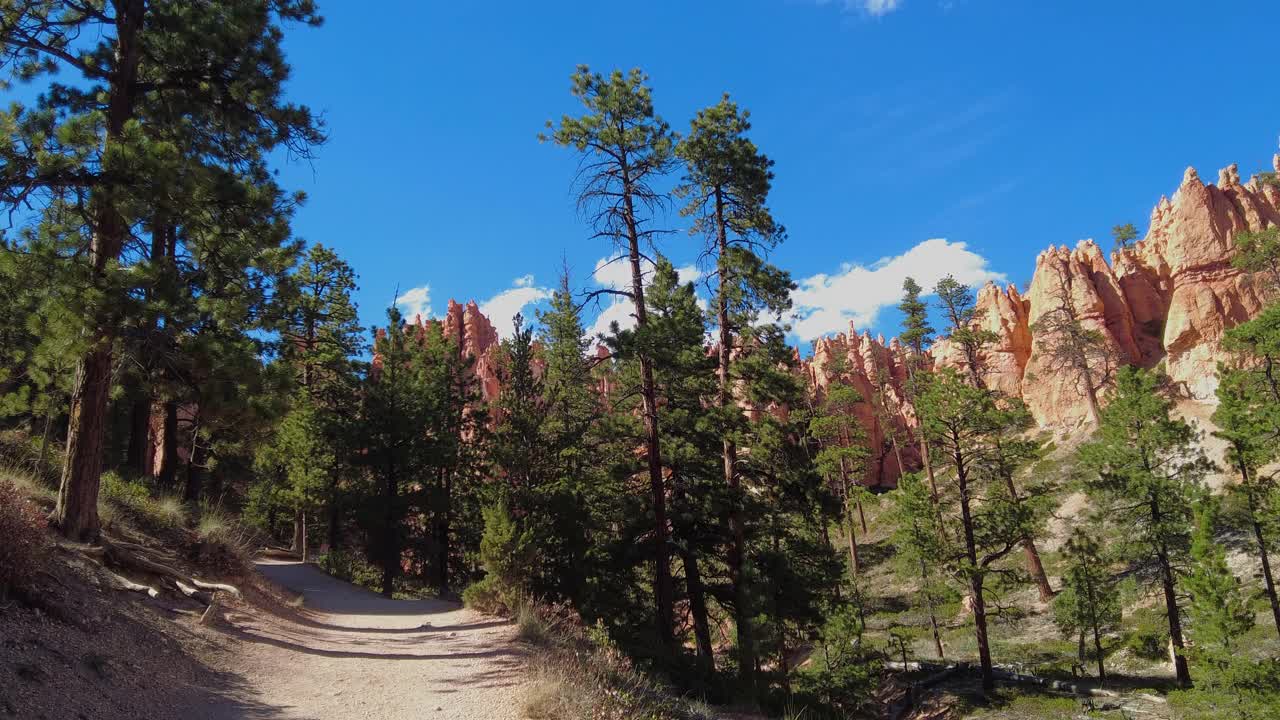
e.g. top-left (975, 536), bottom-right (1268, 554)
top-left (207, 559), bottom-right (528, 719)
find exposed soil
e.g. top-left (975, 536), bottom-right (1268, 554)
top-left (212, 560), bottom-right (527, 719)
top-left (2, 549), bottom-right (526, 720)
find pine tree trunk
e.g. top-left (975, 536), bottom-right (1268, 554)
top-left (291, 508), bottom-right (307, 562)
top-left (1156, 534), bottom-right (1191, 686)
top-left (126, 396), bottom-right (151, 476)
top-left (714, 188), bottom-right (754, 687)
top-left (920, 556), bottom-right (945, 659)
top-left (1240, 461), bottom-right (1280, 640)
top-left (619, 175), bottom-right (674, 648)
top-left (52, 0), bottom-right (146, 543)
top-left (157, 401), bottom-right (178, 487)
top-left (54, 347), bottom-right (112, 542)
top-left (1003, 473), bottom-right (1052, 600)
top-left (840, 469), bottom-right (859, 577)
top-left (955, 449), bottom-right (995, 692)
top-left (1023, 538), bottom-right (1053, 601)
top-left (682, 545), bottom-right (715, 675)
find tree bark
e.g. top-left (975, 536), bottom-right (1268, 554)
top-left (621, 166), bottom-right (674, 649)
top-left (955, 442), bottom-right (995, 692)
top-left (1239, 457), bottom-right (1280, 640)
top-left (1002, 471), bottom-right (1052, 601)
top-left (920, 555), bottom-right (945, 659)
top-left (1156, 535), bottom-right (1191, 687)
top-left (712, 187), bottom-right (755, 686)
top-left (291, 508), bottom-right (307, 562)
top-left (682, 545), bottom-right (715, 676)
top-left (157, 401), bottom-right (178, 487)
top-left (53, 0), bottom-right (147, 543)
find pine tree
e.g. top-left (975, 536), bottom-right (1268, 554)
top-left (1112, 223), bottom-right (1138, 250)
top-left (1233, 226), bottom-right (1280, 294)
top-left (918, 368), bottom-right (1045, 691)
top-left (1215, 316), bottom-right (1280, 639)
top-left (1080, 366), bottom-right (1212, 687)
top-left (890, 472), bottom-right (948, 659)
top-left (1052, 529), bottom-right (1120, 681)
top-left (359, 307), bottom-right (435, 597)
top-left (899, 277), bottom-right (945, 529)
top-left (676, 94), bottom-right (791, 688)
top-left (810, 381), bottom-right (870, 578)
top-left (0, 1), bottom-right (323, 541)
top-left (638, 258), bottom-right (722, 675)
top-left (535, 272), bottom-right (604, 606)
top-left (1185, 498), bottom-right (1254, 655)
top-left (934, 275), bottom-right (997, 390)
top-left (542, 66), bottom-right (679, 646)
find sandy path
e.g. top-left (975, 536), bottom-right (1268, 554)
top-left (213, 560), bottom-right (526, 719)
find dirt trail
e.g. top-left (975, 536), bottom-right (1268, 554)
top-left (212, 560), bottom-right (526, 719)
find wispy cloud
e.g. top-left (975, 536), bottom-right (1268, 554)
top-left (813, 0), bottom-right (904, 17)
top-left (394, 285), bottom-right (432, 321)
top-left (860, 0), bottom-right (903, 16)
top-left (791, 238), bottom-right (1004, 340)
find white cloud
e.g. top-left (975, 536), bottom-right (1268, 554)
top-left (480, 276), bottom-right (554, 340)
top-left (791, 238), bottom-right (1004, 341)
top-left (816, 0), bottom-right (903, 16)
top-left (394, 285), bottom-right (432, 322)
top-left (859, 0), bottom-right (902, 16)
top-left (586, 257), bottom-right (703, 338)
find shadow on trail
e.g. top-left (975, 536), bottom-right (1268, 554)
top-left (223, 622), bottom-right (526, 663)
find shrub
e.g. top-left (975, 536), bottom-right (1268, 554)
top-left (0, 478), bottom-right (49, 598)
top-left (463, 499), bottom-right (534, 615)
top-left (317, 548), bottom-right (382, 590)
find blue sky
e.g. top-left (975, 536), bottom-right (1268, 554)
top-left (271, 0), bottom-right (1280, 347)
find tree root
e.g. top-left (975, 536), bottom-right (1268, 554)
top-left (104, 569), bottom-right (160, 599)
top-left (68, 536), bottom-right (243, 606)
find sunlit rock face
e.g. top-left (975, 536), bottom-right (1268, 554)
top-left (802, 326), bottom-right (917, 488)
top-left (932, 152), bottom-right (1279, 426)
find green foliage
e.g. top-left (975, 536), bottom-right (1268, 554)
top-left (796, 603), bottom-right (883, 717)
top-left (1233, 226), bottom-right (1280, 291)
top-left (1081, 366), bottom-right (1211, 685)
top-left (1112, 222), bottom-right (1138, 249)
top-left (1080, 367), bottom-right (1211, 565)
top-left (318, 549), bottom-right (383, 591)
top-left (1051, 529), bottom-right (1121, 677)
top-left (464, 499), bottom-right (535, 615)
top-left (934, 275), bottom-right (999, 386)
top-left (1185, 498), bottom-right (1254, 653)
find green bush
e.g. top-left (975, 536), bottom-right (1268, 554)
top-left (318, 548), bottom-right (382, 589)
top-left (463, 499), bottom-right (534, 615)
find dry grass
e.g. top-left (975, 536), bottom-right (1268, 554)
top-left (194, 506), bottom-right (255, 574)
top-left (515, 602), bottom-right (711, 720)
